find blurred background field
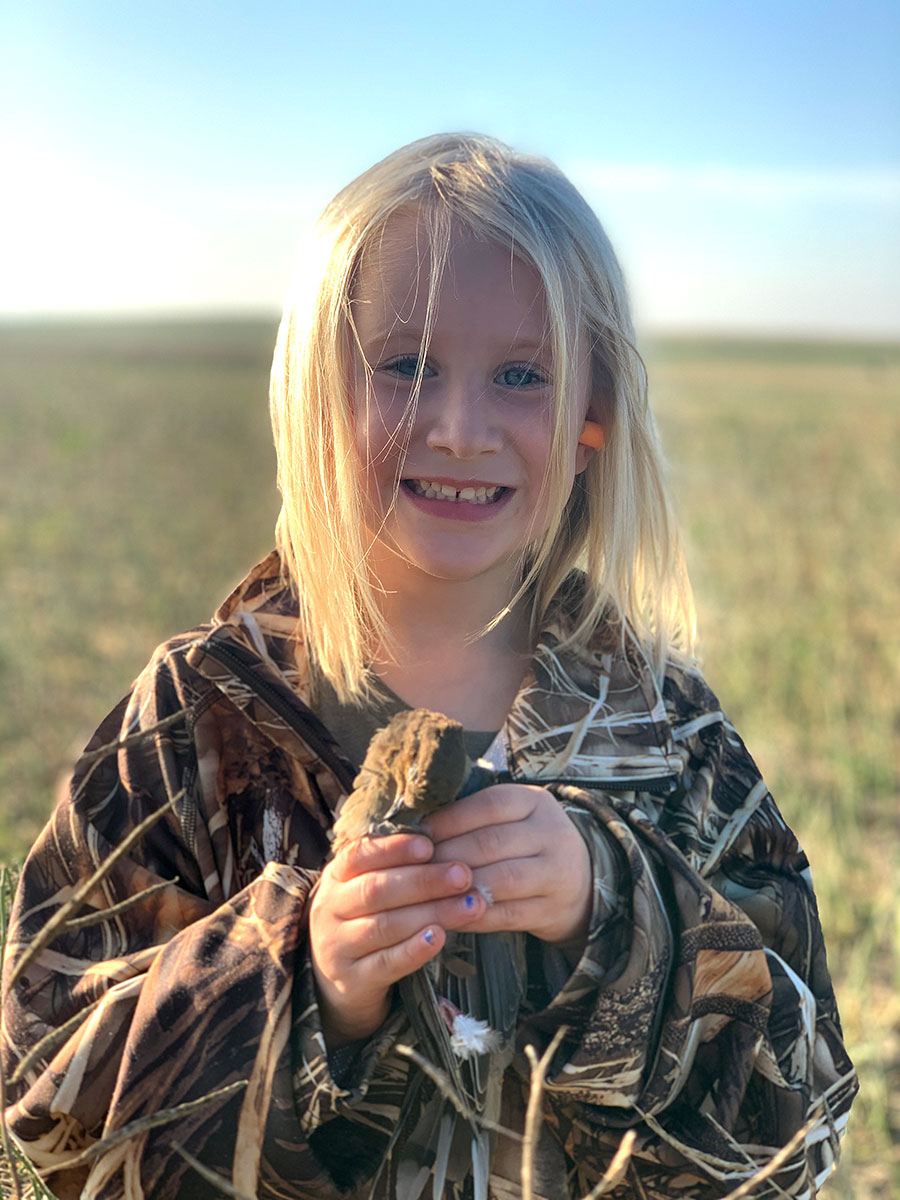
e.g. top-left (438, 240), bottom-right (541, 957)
top-left (0, 320), bottom-right (897, 1196)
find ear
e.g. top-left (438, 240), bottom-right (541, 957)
top-left (575, 442), bottom-right (593, 474)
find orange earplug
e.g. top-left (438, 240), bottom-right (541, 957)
top-left (578, 420), bottom-right (605, 450)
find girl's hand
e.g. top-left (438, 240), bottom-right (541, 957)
top-left (309, 834), bottom-right (486, 1046)
top-left (424, 785), bottom-right (592, 953)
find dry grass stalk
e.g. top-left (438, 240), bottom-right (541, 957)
top-left (0, 1031), bottom-right (23, 1200)
top-left (1, 865), bottom-right (52, 1200)
top-left (580, 1129), bottom-right (637, 1200)
top-left (521, 1026), bottom-right (567, 1200)
top-left (393, 1043), bottom-right (522, 1143)
top-left (0, 1139), bottom-right (56, 1200)
top-left (6, 789), bottom-right (183, 991)
top-left (640, 1108), bottom-right (792, 1189)
top-left (10, 993), bottom-right (106, 1086)
top-left (172, 1143), bottom-right (258, 1200)
top-left (718, 1113), bottom-right (821, 1200)
top-left (0, 1150), bottom-right (46, 1200)
top-left (66, 705), bottom-right (196, 813)
top-left (46, 1080), bottom-right (248, 1173)
top-left (0, 1158), bottom-right (24, 1200)
top-left (65, 875), bottom-right (179, 932)
top-left (0, 711), bottom-right (196, 1198)
top-left (74, 707), bottom-right (198, 767)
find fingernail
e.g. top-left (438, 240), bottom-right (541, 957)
top-left (447, 864), bottom-right (468, 889)
top-left (423, 928), bottom-right (435, 945)
top-left (410, 838), bottom-right (431, 860)
top-left (464, 893), bottom-right (477, 910)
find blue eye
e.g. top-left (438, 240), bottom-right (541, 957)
top-left (498, 365), bottom-right (549, 389)
top-left (381, 355), bottom-right (435, 379)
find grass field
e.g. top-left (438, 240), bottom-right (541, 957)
top-left (1, 319), bottom-right (897, 1196)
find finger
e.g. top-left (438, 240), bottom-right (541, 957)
top-left (345, 891), bottom-right (486, 957)
top-left (464, 889), bottom-right (591, 946)
top-left (337, 860), bottom-right (474, 920)
top-left (424, 785), bottom-right (543, 841)
top-left (356, 924), bottom-right (448, 990)
top-left (332, 833), bottom-right (433, 881)
top-left (431, 821), bottom-right (538, 869)
top-left (453, 895), bottom-right (548, 935)
top-left (469, 855), bottom-right (547, 907)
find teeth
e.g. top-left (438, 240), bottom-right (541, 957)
top-left (408, 479), bottom-right (502, 504)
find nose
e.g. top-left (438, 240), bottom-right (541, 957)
top-left (423, 377), bottom-right (502, 459)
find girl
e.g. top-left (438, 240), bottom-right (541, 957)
top-left (2, 134), bottom-right (856, 1199)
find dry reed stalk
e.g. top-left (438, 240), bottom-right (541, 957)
top-left (521, 1026), bottom-right (567, 1200)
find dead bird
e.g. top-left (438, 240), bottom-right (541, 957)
top-left (331, 708), bottom-right (525, 1200)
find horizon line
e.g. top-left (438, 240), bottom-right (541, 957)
top-left (1, 308), bottom-right (898, 345)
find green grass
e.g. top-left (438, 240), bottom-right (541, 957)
top-left (1, 320), bottom-right (897, 1196)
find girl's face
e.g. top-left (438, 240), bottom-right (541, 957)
top-left (350, 211), bottom-right (594, 599)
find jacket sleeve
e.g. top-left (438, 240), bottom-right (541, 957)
top-left (0, 645), bottom-right (399, 1200)
top-left (520, 666), bottom-right (857, 1198)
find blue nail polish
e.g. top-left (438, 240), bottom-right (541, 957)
top-left (464, 894), bottom-right (476, 909)
top-left (424, 929), bottom-right (435, 945)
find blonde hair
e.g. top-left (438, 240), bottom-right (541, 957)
top-left (269, 133), bottom-right (694, 701)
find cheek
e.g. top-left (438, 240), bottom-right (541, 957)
top-left (354, 381), bottom-right (414, 467)
top-left (525, 426), bottom-right (581, 535)
top-left (348, 389), bottom-right (385, 511)
top-left (521, 415), bottom-right (560, 482)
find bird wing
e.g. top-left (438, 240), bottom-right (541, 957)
top-left (348, 714), bottom-right (527, 1198)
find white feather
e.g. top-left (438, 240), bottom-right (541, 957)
top-left (450, 1013), bottom-right (502, 1058)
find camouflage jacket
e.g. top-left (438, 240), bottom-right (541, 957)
top-left (2, 553), bottom-right (856, 1199)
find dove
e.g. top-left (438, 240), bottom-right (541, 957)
top-left (331, 708), bottom-right (525, 1200)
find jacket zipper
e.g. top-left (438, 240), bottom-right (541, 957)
top-left (196, 636), bottom-right (358, 792)
top-left (520, 775), bottom-right (680, 796)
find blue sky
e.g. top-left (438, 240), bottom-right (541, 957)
top-left (2, 0), bottom-right (898, 333)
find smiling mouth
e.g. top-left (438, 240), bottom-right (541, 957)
top-left (403, 479), bottom-right (508, 505)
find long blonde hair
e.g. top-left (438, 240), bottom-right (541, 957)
top-left (269, 133), bottom-right (694, 700)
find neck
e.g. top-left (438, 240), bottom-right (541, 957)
top-left (369, 561), bottom-right (534, 728)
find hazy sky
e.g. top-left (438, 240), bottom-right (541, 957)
top-left (3, 0), bottom-right (898, 333)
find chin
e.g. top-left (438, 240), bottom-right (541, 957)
top-left (390, 541), bottom-right (521, 587)
top-left (408, 558), bottom-right (508, 584)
